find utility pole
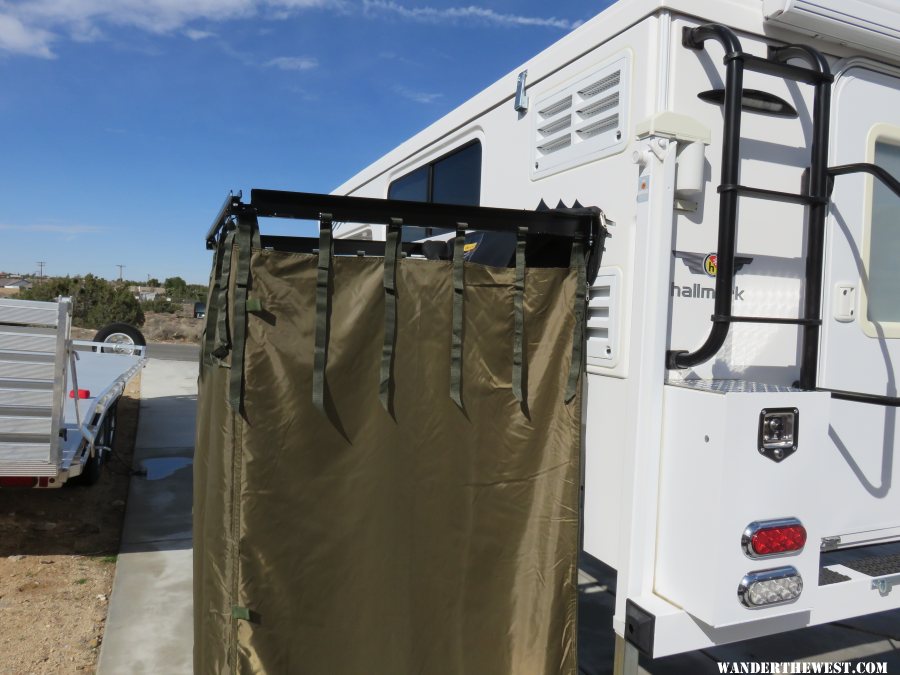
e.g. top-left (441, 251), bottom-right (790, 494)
top-left (116, 264), bottom-right (125, 282)
top-left (36, 261), bottom-right (45, 284)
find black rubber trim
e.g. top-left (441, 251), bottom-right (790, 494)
top-left (624, 599), bottom-right (655, 656)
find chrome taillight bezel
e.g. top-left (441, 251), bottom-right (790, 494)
top-left (741, 517), bottom-right (806, 559)
top-left (738, 566), bottom-right (803, 609)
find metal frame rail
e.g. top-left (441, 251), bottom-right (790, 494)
top-left (206, 189), bottom-right (608, 279)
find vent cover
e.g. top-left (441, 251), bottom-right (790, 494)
top-left (586, 270), bottom-right (620, 367)
top-left (531, 55), bottom-right (630, 179)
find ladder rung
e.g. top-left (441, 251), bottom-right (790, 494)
top-left (718, 184), bottom-right (827, 205)
top-left (712, 315), bottom-right (821, 326)
top-left (742, 54), bottom-right (833, 85)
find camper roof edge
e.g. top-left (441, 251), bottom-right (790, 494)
top-left (333, 0), bottom-right (900, 199)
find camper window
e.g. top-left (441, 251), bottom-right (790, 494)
top-left (866, 138), bottom-right (900, 324)
top-left (388, 140), bottom-right (482, 241)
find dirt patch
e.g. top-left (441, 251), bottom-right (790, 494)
top-left (141, 312), bottom-right (202, 344)
top-left (0, 374), bottom-right (141, 674)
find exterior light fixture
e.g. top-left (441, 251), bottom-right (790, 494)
top-left (738, 567), bottom-right (803, 609)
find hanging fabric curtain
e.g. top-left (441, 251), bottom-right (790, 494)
top-left (195, 191), bottom-right (605, 675)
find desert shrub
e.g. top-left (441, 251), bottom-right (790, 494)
top-left (142, 298), bottom-right (179, 314)
top-left (21, 275), bottom-right (144, 328)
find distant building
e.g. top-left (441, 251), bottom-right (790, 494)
top-left (130, 286), bottom-right (167, 302)
top-left (2, 278), bottom-right (33, 290)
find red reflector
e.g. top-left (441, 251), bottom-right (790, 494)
top-left (0, 477), bottom-right (38, 488)
top-left (69, 389), bottom-right (91, 399)
top-left (751, 525), bottom-right (807, 555)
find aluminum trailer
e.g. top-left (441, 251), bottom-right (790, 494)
top-left (0, 298), bottom-right (146, 488)
top-left (331, 0), bottom-right (900, 664)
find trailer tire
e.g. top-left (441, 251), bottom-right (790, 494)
top-left (94, 323), bottom-right (146, 355)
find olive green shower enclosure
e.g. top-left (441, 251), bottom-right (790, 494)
top-left (194, 190), bottom-right (606, 674)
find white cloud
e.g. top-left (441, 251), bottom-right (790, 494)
top-left (362, 1), bottom-right (579, 30)
top-left (265, 55), bottom-right (318, 71)
top-left (184, 28), bottom-right (215, 40)
top-left (0, 0), bottom-right (579, 59)
top-left (393, 85), bottom-right (442, 104)
top-left (0, 0), bottom-right (339, 57)
top-left (0, 14), bottom-right (55, 58)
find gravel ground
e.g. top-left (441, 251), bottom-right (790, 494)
top-left (0, 375), bottom-right (140, 674)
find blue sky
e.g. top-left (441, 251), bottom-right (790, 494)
top-left (0, 1), bottom-right (609, 283)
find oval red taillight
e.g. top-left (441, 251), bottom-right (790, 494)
top-left (751, 524), bottom-right (807, 555)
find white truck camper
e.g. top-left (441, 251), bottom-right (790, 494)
top-left (0, 298), bottom-right (146, 488)
top-left (332, 0), bottom-right (900, 664)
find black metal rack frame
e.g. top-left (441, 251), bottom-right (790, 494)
top-left (206, 189), bottom-right (607, 277)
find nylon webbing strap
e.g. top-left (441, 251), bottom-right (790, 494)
top-left (511, 226), bottom-right (527, 405)
top-left (212, 228), bottom-right (237, 360)
top-left (202, 230), bottom-right (227, 365)
top-left (379, 218), bottom-right (402, 412)
top-left (312, 213), bottom-right (333, 415)
top-left (449, 223), bottom-right (467, 409)
top-left (227, 214), bottom-right (259, 411)
top-left (565, 240), bottom-right (587, 403)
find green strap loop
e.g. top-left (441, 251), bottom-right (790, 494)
top-left (201, 230), bottom-right (228, 366)
top-left (565, 240), bottom-right (587, 403)
top-left (231, 606), bottom-right (251, 621)
top-left (312, 213), bottom-right (333, 415)
top-left (227, 214), bottom-right (260, 411)
top-left (212, 228), bottom-right (237, 360)
top-left (511, 226), bottom-right (527, 405)
top-left (379, 218), bottom-right (402, 412)
top-left (449, 223), bottom-right (467, 409)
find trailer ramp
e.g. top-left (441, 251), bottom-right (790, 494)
top-left (0, 299), bottom-right (70, 479)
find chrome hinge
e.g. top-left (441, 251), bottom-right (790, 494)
top-left (872, 574), bottom-right (900, 596)
top-left (514, 70), bottom-right (529, 112)
top-left (820, 536), bottom-right (841, 552)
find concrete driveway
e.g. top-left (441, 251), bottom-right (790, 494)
top-left (97, 358), bottom-right (197, 675)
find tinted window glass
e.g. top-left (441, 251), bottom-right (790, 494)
top-left (388, 141), bottom-right (482, 242)
top-left (868, 140), bottom-right (900, 322)
top-left (388, 165), bottom-right (428, 202)
top-left (432, 142), bottom-right (481, 205)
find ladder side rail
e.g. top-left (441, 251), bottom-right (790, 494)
top-left (796, 51), bottom-right (833, 391)
top-left (668, 24), bottom-right (746, 369)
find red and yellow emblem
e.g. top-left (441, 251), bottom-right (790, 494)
top-left (703, 253), bottom-right (718, 277)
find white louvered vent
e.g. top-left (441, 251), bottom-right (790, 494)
top-left (531, 54), bottom-right (630, 179)
top-left (586, 270), bottom-right (620, 368)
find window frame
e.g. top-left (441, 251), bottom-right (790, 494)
top-left (387, 136), bottom-right (483, 241)
top-left (860, 123), bottom-right (900, 338)
top-left (387, 138), bottom-right (482, 205)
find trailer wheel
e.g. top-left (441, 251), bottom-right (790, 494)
top-left (94, 323), bottom-right (146, 355)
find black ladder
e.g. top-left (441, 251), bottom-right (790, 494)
top-left (666, 24), bottom-right (833, 392)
